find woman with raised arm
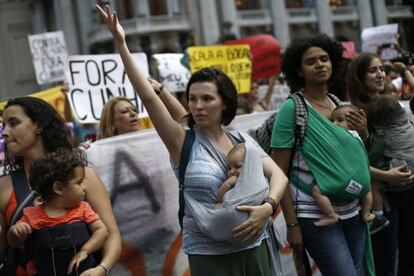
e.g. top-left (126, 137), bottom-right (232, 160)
top-left (97, 5), bottom-right (288, 275)
top-left (0, 97), bottom-right (121, 276)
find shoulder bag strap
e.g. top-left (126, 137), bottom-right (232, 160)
top-left (178, 129), bottom-right (195, 229)
top-left (10, 169), bottom-right (36, 226)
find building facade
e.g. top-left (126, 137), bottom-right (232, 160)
top-left (0, 0), bottom-right (413, 99)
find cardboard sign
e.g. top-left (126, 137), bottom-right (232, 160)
top-left (152, 53), bottom-right (191, 92)
top-left (225, 34), bottom-right (281, 80)
top-left (341, 41), bottom-right (357, 59)
top-left (28, 31), bottom-right (69, 85)
top-left (188, 45), bottom-right (252, 93)
top-left (361, 24), bottom-right (399, 59)
top-left (67, 53), bottom-right (149, 124)
top-left (0, 86), bottom-right (67, 119)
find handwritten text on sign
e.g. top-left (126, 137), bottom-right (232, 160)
top-left (225, 34), bottom-right (281, 80)
top-left (67, 53), bottom-right (149, 124)
top-left (152, 53), bottom-right (191, 92)
top-left (28, 31), bottom-right (68, 85)
top-left (188, 45), bottom-right (252, 93)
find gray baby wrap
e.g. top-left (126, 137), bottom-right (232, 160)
top-left (185, 141), bottom-right (269, 244)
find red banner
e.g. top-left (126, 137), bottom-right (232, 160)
top-left (225, 34), bottom-right (281, 80)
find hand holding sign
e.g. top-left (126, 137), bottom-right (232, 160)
top-left (96, 4), bottom-right (126, 45)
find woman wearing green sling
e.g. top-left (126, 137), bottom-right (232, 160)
top-left (270, 35), bottom-right (411, 276)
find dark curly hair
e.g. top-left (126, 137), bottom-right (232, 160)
top-left (29, 148), bottom-right (87, 201)
top-left (3, 97), bottom-right (73, 174)
top-left (185, 67), bottom-right (238, 128)
top-left (282, 34), bottom-right (344, 92)
top-left (347, 52), bottom-right (380, 111)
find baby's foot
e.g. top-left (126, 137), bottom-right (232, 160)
top-left (314, 215), bottom-right (339, 227)
top-left (362, 212), bottom-right (375, 223)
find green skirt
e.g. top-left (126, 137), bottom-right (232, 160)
top-left (188, 241), bottom-right (271, 276)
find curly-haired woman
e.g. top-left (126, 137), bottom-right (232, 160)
top-left (0, 97), bottom-right (121, 276)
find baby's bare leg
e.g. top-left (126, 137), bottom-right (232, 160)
top-left (312, 186), bottom-right (338, 227)
top-left (361, 191), bottom-right (375, 222)
top-left (371, 181), bottom-right (384, 212)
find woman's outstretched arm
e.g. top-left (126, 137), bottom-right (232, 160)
top-left (96, 5), bottom-right (185, 163)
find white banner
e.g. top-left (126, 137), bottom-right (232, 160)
top-left (28, 31), bottom-right (68, 85)
top-left (361, 24), bottom-right (399, 60)
top-left (85, 112), bottom-right (321, 276)
top-left (152, 54), bottom-right (191, 92)
top-left (67, 53), bottom-right (149, 124)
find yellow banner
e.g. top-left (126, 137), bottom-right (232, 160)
top-left (188, 45), bottom-right (252, 93)
top-left (0, 86), bottom-right (67, 119)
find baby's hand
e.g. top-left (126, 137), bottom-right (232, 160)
top-left (67, 250), bottom-right (88, 274)
top-left (8, 222), bottom-right (31, 241)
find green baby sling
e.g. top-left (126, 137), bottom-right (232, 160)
top-left (296, 106), bottom-right (371, 203)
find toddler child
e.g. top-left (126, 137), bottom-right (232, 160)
top-left (367, 94), bottom-right (414, 233)
top-left (7, 148), bottom-right (108, 276)
top-left (311, 105), bottom-right (375, 226)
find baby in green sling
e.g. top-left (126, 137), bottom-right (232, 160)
top-left (312, 105), bottom-right (375, 227)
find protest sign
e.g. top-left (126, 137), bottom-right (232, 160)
top-left (28, 31), bottom-right (68, 85)
top-left (67, 53), bottom-right (149, 124)
top-left (341, 41), bottom-right (357, 59)
top-left (0, 86), bottom-right (67, 118)
top-left (188, 45), bottom-right (252, 93)
top-left (85, 112), bottom-right (321, 276)
top-left (361, 24), bottom-right (399, 60)
top-left (152, 54), bottom-right (191, 92)
top-left (225, 34), bottom-right (281, 80)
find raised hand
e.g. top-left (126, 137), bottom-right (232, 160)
top-left (95, 5), bottom-right (126, 45)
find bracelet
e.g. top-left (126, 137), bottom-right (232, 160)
top-left (155, 85), bottom-right (164, 95)
top-left (262, 197), bottom-right (277, 216)
top-left (286, 222), bottom-right (299, 228)
top-left (98, 262), bottom-right (111, 276)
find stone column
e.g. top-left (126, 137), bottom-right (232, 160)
top-left (31, 0), bottom-right (46, 34)
top-left (315, 0), bottom-right (334, 37)
top-left (197, 0), bottom-right (220, 45)
top-left (269, 0), bottom-right (290, 48)
top-left (133, 0), bottom-right (150, 17)
top-left (167, 0), bottom-right (181, 15)
top-left (218, 0), bottom-right (240, 38)
top-left (371, 0), bottom-right (388, 26)
top-left (356, 0), bottom-right (374, 29)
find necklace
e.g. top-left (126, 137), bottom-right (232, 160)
top-left (304, 95), bottom-right (332, 110)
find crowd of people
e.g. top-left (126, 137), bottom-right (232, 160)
top-left (0, 4), bottom-right (414, 276)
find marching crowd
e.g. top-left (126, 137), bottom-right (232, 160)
top-left (1, 4), bottom-right (414, 276)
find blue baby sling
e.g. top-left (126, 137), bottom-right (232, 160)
top-left (25, 222), bottom-right (96, 276)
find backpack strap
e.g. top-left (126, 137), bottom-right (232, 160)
top-left (178, 129), bottom-right (196, 229)
top-left (289, 91), bottom-right (308, 151)
top-left (10, 170), bottom-right (36, 225)
top-left (327, 93), bottom-right (341, 107)
top-left (0, 170), bottom-right (36, 274)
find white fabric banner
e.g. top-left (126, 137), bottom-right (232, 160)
top-left (86, 112), bottom-right (320, 275)
top-left (152, 53), bottom-right (191, 92)
top-left (28, 31), bottom-right (68, 85)
top-left (67, 53), bottom-right (149, 124)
